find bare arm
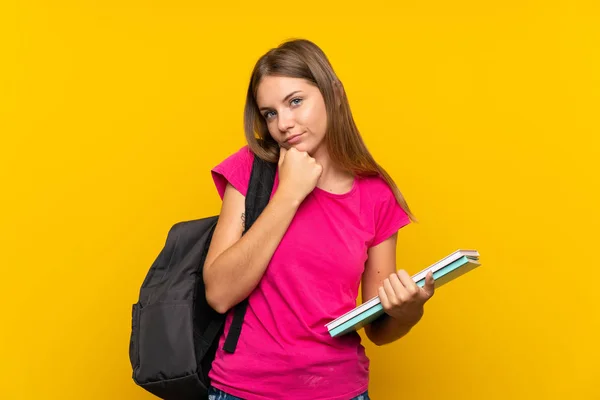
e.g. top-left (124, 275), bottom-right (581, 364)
top-left (202, 183), bottom-right (300, 313)
top-left (362, 233), bottom-right (435, 346)
top-left (362, 233), bottom-right (411, 345)
top-left (203, 147), bottom-right (322, 314)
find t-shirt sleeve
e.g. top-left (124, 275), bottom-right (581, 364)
top-left (371, 180), bottom-right (412, 247)
top-left (211, 145), bottom-right (254, 200)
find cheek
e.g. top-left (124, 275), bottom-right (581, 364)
top-left (313, 106), bottom-right (328, 138)
top-left (265, 121), bottom-right (282, 140)
top-left (302, 103), bottom-right (327, 135)
top-left (268, 130), bottom-right (284, 144)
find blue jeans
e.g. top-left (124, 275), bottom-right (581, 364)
top-left (208, 386), bottom-right (370, 400)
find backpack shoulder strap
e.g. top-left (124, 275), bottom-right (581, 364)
top-left (223, 152), bottom-right (276, 353)
top-left (244, 155), bottom-right (277, 232)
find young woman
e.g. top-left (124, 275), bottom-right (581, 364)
top-left (202, 38), bottom-right (435, 400)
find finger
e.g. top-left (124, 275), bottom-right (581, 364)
top-left (278, 147), bottom-right (287, 167)
top-left (423, 270), bottom-right (435, 299)
top-left (396, 270), bottom-right (419, 297)
top-left (383, 277), bottom-right (399, 306)
top-left (378, 286), bottom-right (391, 310)
top-left (388, 272), bottom-right (410, 302)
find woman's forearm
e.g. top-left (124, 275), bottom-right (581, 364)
top-left (203, 191), bottom-right (300, 313)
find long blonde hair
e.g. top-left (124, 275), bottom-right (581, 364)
top-left (243, 38), bottom-right (417, 223)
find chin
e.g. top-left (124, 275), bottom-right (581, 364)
top-left (288, 142), bottom-right (313, 154)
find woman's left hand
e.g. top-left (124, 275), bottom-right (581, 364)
top-left (378, 270), bottom-right (435, 328)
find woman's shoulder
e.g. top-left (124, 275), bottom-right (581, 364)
top-left (357, 174), bottom-right (411, 246)
top-left (217, 144), bottom-right (254, 168)
top-left (357, 173), bottom-right (396, 199)
top-left (211, 144), bottom-right (255, 199)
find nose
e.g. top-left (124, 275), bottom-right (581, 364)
top-left (277, 108), bottom-right (295, 133)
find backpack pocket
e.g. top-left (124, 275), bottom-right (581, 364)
top-left (136, 300), bottom-right (196, 383)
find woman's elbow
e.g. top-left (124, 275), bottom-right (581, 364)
top-left (204, 285), bottom-right (231, 314)
top-left (203, 266), bottom-right (231, 314)
top-left (364, 325), bottom-right (388, 346)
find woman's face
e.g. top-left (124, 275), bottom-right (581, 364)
top-left (256, 76), bottom-right (328, 156)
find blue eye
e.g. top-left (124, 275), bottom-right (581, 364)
top-left (263, 98), bottom-right (303, 120)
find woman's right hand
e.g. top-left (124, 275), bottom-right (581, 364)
top-left (277, 147), bottom-right (323, 204)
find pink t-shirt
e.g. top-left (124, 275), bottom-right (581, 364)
top-left (208, 145), bottom-right (411, 400)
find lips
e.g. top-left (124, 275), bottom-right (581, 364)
top-left (285, 132), bottom-right (304, 144)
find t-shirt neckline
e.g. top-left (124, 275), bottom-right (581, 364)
top-left (312, 177), bottom-right (358, 199)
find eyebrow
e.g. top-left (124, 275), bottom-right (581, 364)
top-left (258, 91), bottom-right (302, 112)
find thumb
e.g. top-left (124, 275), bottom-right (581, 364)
top-left (423, 271), bottom-right (435, 299)
top-left (278, 146), bottom-right (287, 167)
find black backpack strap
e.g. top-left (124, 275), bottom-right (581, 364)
top-left (203, 317), bottom-right (225, 349)
top-left (223, 153), bottom-right (276, 353)
top-left (222, 303), bottom-right (246, 353)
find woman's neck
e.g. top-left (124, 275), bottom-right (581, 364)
top-left (311, 146), bottom-right (354, 194)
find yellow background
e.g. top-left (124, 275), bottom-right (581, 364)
top-left (2, 1), bottom-right (599, 399)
